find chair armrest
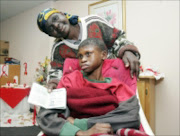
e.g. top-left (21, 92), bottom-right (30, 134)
top-left (136, 90), bottom-right (155, 136)
top-left (37, 131), bottom-right (44, 136)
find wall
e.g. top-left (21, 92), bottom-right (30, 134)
top-left (54, 1), bottom-right (93, 17)
top-left (0, 0), bottom-right (179, 135)
top-left (126, 1), bottom-right (179, 135)
top-left (0, 1), bottom-right (54, 85)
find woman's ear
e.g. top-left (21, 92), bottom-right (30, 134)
top-left (101, 50), bottom-right (108, 60)
top-left (60, 12), bottom-right (64, 15)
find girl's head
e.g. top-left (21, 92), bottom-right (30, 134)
top-left (78, 38), bottom-right (108, 53)
top-left (37, 8), bottom-right (80, 38)
top-left (77, 38), bottom-right (107, 73)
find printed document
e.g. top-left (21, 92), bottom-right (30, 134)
top-left (28, 82), bottom-right (66, 109)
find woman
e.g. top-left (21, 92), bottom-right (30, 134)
top-left (37, 8), bottom-right (140, 89)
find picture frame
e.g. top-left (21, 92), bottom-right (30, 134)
top-left (88, 0), bottom-right (126, 31)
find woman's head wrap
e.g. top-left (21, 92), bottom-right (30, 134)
top-left (37, 8), bottom-right (60, 33)
top-left (64, 13), bottom-right (80, 25)
top-left (37, 8), bottom-right (80, 34)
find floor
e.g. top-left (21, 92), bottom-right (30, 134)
top-left (0, 126), bottom-right (41, 136)
top-left (0, 110), bottom-right (41, 136)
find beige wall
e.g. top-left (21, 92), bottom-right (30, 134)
top-left (0, 1), bottom-right (54, 85)
top-left (0, 1), bottom-right (179, 135)
top-left (126, 1), bottom-right (179, 135)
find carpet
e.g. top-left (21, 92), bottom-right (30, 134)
top-left (0, 126), bottom-right (41, 136)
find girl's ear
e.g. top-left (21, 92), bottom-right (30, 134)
top-left (101, 50), bottom-right (108, 60)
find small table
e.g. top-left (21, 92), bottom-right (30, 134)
top-left (0, 87), bottom-right (31, 114)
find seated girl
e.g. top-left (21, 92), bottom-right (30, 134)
top-left (37, 38), bottom-right (140, 136)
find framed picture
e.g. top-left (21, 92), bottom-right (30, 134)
top-left (88, 0), bottom-right (126, 31)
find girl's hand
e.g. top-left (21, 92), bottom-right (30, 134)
top-left (67, 116), bottom-right (75, 124)
top-left (76, 123), bottom-right (113, 136)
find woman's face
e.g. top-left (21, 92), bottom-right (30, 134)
top-left (45, 13), bottom-right (70, 38)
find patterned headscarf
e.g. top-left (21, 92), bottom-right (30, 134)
top-left (37, 8), bottom-right (80, 34)
top-left (37, 8), bottom-right (59, 33)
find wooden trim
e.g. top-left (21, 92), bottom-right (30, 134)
top-left (139, 76), bottom-right (155, 79)
top-left (122, 0), bottom-right (126, 32)
top-left (88, 0), bottom-right (109, 15)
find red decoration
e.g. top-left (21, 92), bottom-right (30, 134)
top-left (0, 64), bottom-right (8, 77)
top-left (146, 68), bottom-right (159, 76)
top-left (33, 105), bottom-right (36, 125)
top-left (0, 88), bottom-right (30, 108)
top-left (23, 83), bottom-right (26, 88)
top-left (13, 79), bottom-right (16, 84)
top-left (7, 82), bottom-right (10, 87)
top-left (7, 119), bottom-right (12, 124)
top-left (140, 66), bottom-right (144, 72)
top-left (24, 62), bottom-right (28, 75)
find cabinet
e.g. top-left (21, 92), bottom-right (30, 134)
top-left (137, 76), bottom-right (155, 133)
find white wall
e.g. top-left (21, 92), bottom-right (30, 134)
top-left (54, 1), bottom-right (93, 17)
top-left (126, 1), bottom-right (179, 135)
top-left (0, 1), bottom-right (54, 85)
top-left (0, 0), bottom-right (179, 135)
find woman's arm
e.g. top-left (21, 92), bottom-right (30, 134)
top-left (72, 96), bottom-right (140, 134)
top-left (37, 108), bottom-right (114, 136)
top-left (47, 41), bottom-right (77, 91)
top-left (87, 96), bottom-right (140, 132)
top-left (36, 107), bottom-right (81, 136)
top-left (86, 15), bottom-right (140, 78)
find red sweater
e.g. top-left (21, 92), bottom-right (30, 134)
top-left (57, 70), bottom-right (135, 118)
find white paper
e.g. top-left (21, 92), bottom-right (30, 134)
top-left (28, 82), bottom-right (66, 109)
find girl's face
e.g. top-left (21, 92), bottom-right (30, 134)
top-left (77, 45), bottom-right (107, 74)
top-left (45, 13), bottom-right (70, 38)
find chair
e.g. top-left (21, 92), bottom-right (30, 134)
top-left (137, 90), bottom-right (154, 136)
top-left (37, 58), bottom-right (154, 136)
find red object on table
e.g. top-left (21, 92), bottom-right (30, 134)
top-left (33, 105), bottom-right (37, 125)
top-left (0, 87), bottom-right (30, 108)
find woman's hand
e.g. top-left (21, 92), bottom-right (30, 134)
top-left (76, 123), bottom-right (113, 136)
top-left (122, 51), bottom-right (140, 79)
top-left (46, 78), bottom-right (59, 92)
